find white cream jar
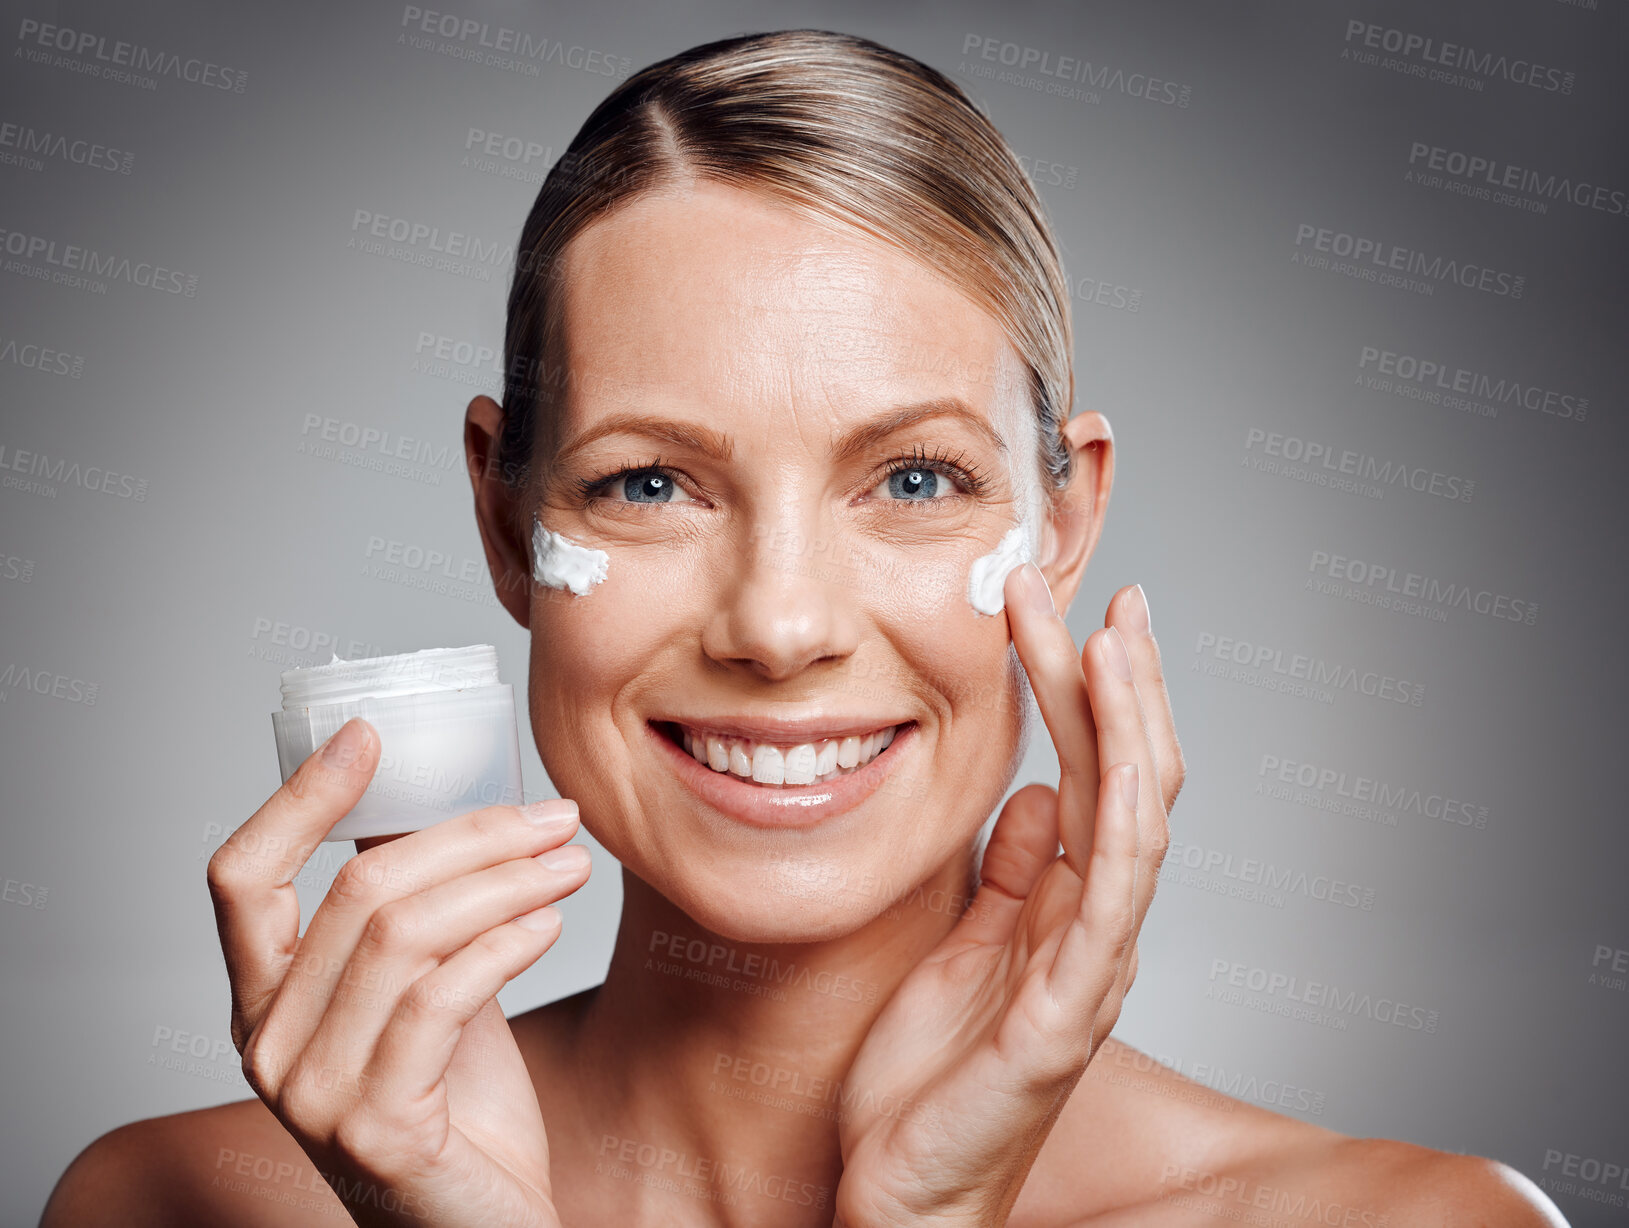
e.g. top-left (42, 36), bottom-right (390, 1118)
top-left (270, 644), bottom-right (525, 842)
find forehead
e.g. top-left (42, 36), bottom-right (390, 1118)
top-left (553, 180), bottom-right (1029, 423)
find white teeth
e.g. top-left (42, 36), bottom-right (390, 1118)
top-left (785, 743), bottom-right (818, 785)
top-left (751, 744), bottom-right (785, 785)
top-left (676, 723), bottom-right (902, 787)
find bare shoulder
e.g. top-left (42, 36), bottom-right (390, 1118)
top-left (41, 1096), bottom-right (342, 1228)
top-left (1342, 1138), bottom-right (1571, 1226)
top-left (1011, 1040), bottom-right (1569, 1227)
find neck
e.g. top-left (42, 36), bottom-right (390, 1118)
top-left (563, 842), bottom-right (979, 1226)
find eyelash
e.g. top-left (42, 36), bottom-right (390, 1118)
top-left (878, 443), bottom-right (991, 500)
top-left (574, 445), bottom-right (992, 505)
top-left (572, 455), bottom-right (675, 503)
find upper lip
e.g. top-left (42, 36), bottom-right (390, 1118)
top-left (654, 715), bottom-right (913, 744)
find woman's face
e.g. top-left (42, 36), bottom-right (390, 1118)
top-left (484, 181), bottom-right (1082, 943)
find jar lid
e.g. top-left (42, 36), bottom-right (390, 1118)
top-left (279, 644), bottom-right (500, 710)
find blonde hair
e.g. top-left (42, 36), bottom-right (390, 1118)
top-left (497, 28), bottom-right (1075, 511)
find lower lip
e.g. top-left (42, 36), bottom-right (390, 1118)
top-left (648, 721), bottom-right (915, 829)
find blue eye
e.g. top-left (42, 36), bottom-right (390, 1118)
top-left (621, 470), bottom-right (677, 502)
top-left (887, 467), bottom-right (942, 500)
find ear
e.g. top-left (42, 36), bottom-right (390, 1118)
top-left (1036, 411), bottom-right (1113, 619)
top-left (464, 394), bottom-right (532, 629)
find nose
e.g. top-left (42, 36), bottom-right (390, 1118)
top-left (700, 517), bottom-right (863, 682)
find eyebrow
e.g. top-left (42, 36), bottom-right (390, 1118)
top-left (553, 397), bottom-right (1007, 469)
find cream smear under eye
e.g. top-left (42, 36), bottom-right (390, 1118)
top-left (532, 519), bottom-right (609, 596)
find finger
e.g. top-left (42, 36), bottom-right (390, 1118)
top-left (360, 906), bottom-right (568, 1109)
top-left (960, 784), bottom-right (1061, 945)
top-left (1081, 622), bottom-right (1167, 935)
top-left (1003, 562), bottom-right (1102, 872)
top-left (247, 796), bottom-right (579, 1090)
top-left (1106, 583), bottom-right (1185, 815)
top-left (207, 718), bottom-right (379, 1049)
top-left (1047, 762), bottom-right (1140, 1025)
top-left (289, 845), bottom-right (592, 1107)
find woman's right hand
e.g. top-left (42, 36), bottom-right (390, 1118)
top-left (206, 717), bottom-right (590, 1227)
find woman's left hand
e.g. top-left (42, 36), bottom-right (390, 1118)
top-left (833, 566), bottom-right (1183, 1228)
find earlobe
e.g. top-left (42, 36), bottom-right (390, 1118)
top-left (464, 395), bottom-right (533, 630)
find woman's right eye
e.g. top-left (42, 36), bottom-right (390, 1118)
top-left (600, 468), bottom-right (693, 504)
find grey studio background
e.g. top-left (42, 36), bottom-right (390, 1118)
top-left (2, 0), bottom-right (1625, 1224)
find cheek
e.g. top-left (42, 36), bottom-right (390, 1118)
top-left (529, 546), bottom-right (706, 700)
top-left (856, 544), bottom-right (1028, 744)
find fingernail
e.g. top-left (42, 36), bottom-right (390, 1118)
top-left (1102, 626), bottom-right (1133, 682)
top-left (1127, 584), bottom-right (1151, 635)
top-left (1119, 763), bottom-right (1139, 810)
top-left (515, 905), bottom-right (560, 933)
top-left (322, 719), bottom-right (369, 768)
top-left (537, 844), bottom-right (590, 872)
top-left (520, 799), bottom-right (578, 827)
top-left (1020, 563), bottom-right (1055, 617)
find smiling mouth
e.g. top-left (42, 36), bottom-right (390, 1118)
top-left (655, 720), bottom-right (910, 787)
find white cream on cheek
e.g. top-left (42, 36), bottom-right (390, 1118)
top-left (531, 519), bottom-right (609, 596)
top-left (966, 415), bottom-right (1045, 616)
top-left (966, 522), bottom-right (1034, 616)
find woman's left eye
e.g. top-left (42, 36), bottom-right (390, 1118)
top-left (599, 468), bottom-right (693, 504)
top-left (867, 464), bottom-right (960, 502)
